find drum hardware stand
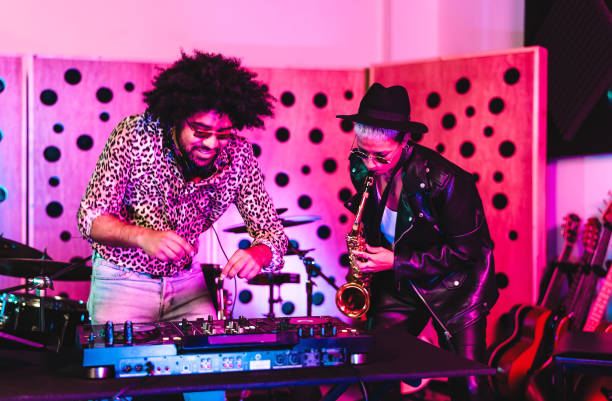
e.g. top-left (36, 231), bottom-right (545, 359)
top-left (265, 277), bottom-right (282, 319)
top-left (287, 242), bottom-right (339, 317)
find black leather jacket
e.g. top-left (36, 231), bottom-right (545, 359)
top-left (345, 143), bottom-right (498, 334)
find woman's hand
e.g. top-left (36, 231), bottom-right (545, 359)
top-left (352, 244), bottom-right (394, 273)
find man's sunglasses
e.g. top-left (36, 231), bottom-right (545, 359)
top-left (186, 120), bottom-right (235, 140)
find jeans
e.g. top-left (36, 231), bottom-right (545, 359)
top-left (87, 253), bottom-right (223, 401)
top-left (87, 252), bottom-right (216, 324)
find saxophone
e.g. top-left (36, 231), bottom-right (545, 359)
top-left (336, 175), bottom-right (375, 319)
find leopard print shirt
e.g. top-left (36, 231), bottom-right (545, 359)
top-left (77, 112), bottom-right (287, 276)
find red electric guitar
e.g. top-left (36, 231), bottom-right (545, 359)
top-left (488, 213), bottom-right (582, 399)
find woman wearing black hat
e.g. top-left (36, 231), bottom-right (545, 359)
top-left (338, 83), bottom-right (498, 401)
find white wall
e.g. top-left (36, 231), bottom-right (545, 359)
top-left (547, 156), bottom-right (612, 266)
top-left (0, 0), bottom-right (524, 67)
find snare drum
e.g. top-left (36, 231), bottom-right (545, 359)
top-left (0, 293), bottom-right (89, 347)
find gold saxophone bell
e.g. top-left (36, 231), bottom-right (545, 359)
top-left (336, 175), bottom-right (375, 319)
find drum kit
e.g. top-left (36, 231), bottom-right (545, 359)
top-left (222, 210), bottom-right (338, 319)
top-left (0, 236), bottom-right (90, 351)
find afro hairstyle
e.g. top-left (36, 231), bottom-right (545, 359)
top-left (143, 51), bottom-right (274, 130)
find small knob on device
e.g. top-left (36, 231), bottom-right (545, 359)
top-left (104, 321), bottom-right (114, 346)
top-left (124, 321), bottom-right (133, 345)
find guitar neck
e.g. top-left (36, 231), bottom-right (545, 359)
top-left (558, 243), bottom-right (574, 263)
top-left (583, 225), bottom-right (612, 331)
top-left (540, 242), bottom-right (575, 308)
top-left (562, 249), bottom-right (594, 317)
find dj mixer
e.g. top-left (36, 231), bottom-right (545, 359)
top-left (77, 316), bottom-right (374, 378)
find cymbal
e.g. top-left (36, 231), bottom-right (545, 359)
top-left (247, 272), bottom-right (300, 286)
top-left (0, 237), bottom-right (46, 259)
top-left (286, 247), bottom-right (314, 257)
top-left (223, 215), bottom-right (321, 234)
top-left (0, 258), bottom-right (92, 281)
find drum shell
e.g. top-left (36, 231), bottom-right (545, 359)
top-left (0, 293), bottom-right (89, 347)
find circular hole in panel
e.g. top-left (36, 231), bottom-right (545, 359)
top-left (504, 68), bottom-right (520, 85)
top-left (313, 93), bottom-right (328, 108)
top-left (96, 87), bottom-right (113, 103)
top-left (427, 92), bottom-right (441, 108)
top-left (455, 77), bottom-right (471, 94)
top-left (40, 89), bottom-right (58, 105)
top-left (64, 68), bottom-right (82, 85)
top-left (281, 91), bottom-right (295, 107)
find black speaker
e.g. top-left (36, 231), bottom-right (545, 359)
top-left (525, 0), bottom-right (612, 157)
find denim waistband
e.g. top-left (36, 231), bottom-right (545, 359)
top-left (92, 252), bottom-right (195, 279)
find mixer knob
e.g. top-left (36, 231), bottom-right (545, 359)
top-left (323, 322), bottom-right (336, 337)
top-left (124, 321), bottom-right (133, 345)
top-left (104, 321), bottom-right (114, 346)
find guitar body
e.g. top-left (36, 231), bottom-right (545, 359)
top-left (488, 305), bottom-right (558, 398)
top-left (524, 315), bottom-right (571, 401)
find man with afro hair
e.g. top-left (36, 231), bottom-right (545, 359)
top-left (78, 51), bottom-right (288, 332)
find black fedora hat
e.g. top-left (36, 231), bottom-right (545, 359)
top-left (337, 83), bottom-right (428, 134)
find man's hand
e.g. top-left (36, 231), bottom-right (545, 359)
top-left (352, 244), bottom-right (394, 273)
top-left (137, 229), bottom-right (195, 261)
top-left (220, 245), bottom-right (272, 280)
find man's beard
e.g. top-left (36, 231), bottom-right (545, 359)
top-left (177, 144), bottom-right (220, 180)
top-left (186, 145), bottom-right (219, 167)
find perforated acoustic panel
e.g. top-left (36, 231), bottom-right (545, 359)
top-left (0, 55), bottom-right (25, 290)
top-left (212, 68), bottom-right (364, 319)
top-left (30, 56), bottom-right (164, 300)
top-left (370, 47), bottom-right (548, 340)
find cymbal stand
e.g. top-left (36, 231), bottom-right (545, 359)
top-left (287, 243), bottom-right (339, 317)
top-left (265, 277), bottom-right (282, 319)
